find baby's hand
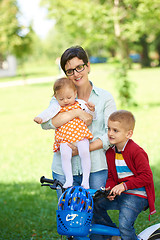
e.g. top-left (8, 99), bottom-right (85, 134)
top-left (85, 102), bottom-right (95, 112)
top-left (34, 117), bottom-right (43, 124)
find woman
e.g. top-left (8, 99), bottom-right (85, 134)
top-left (42, 46), bottom-right (116, 197)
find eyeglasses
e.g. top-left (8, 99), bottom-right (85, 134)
top-left (65, 63), bottom-right (87, 76)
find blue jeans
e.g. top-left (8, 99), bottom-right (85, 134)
top-left (91, 193), bottom-right (149, 240)
top-left (52, 169), bottom-right (108, 199)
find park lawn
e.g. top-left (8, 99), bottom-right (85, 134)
top-left (0, 65), bottom-right (160, 239)
top-left (0, 61), bottom-right (59, 82)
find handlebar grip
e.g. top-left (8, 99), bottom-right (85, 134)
top-left (40, 176), bottom-right (55, 184)
top-left (93, 189), bottom-right (111, 201)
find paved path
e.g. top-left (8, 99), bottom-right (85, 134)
top-left (0, 75), bottom-right (60, 88)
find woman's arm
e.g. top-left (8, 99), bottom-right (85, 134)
top-left (98, 97), bottom-right (116, 150)
top-left (89, 138), bottom-right (103, 151)
top-left (68, 138), bottom-right (103, 156)
top-left (52, 108), bottom-right (93, 128)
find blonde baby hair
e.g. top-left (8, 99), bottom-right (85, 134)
top-left (53, 77), bottom-right (77, 96)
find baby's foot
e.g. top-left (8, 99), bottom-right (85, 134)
top-left (81, 182), bottom-right (89, 189)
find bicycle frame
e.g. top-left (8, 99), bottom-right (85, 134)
top-left (40, 176), bottom-right (160, 240)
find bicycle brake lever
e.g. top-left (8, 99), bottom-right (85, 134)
top-left (41, 183), bottom-right (51, 187)
top-left (49, 185), bottom-right (58, 190)
top-left (41, 183), bottom-right (62, 190)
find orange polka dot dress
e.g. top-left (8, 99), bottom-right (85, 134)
top-left (53, 101), bottom-right (93, 152)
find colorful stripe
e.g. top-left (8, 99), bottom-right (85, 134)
top-left (115, 151), bottom-right (147, 198)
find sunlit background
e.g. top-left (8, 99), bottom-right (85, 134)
top-left (0, 0), bottom-right (160, 239)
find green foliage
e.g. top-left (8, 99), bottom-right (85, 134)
top-left (113, 59), bottom-right (137, 107)
top-left (40, 0), bottom-right (160, 67)
top-left (41, 0), bottom-right (115, 56)
top-left (39, 0), bottom-right (160, 105)
top-left (43, 25), bottom-right (75, 61)
top-left (0, 0), bottom-right (34, 61)
top-left (12, 26), bottom-right (35, 60)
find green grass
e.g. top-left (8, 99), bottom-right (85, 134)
top-left (0, 61), bottom-right (59, 82)
top-left (0, 64), bottom-right (160, 239)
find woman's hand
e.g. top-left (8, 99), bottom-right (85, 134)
top-left (68, 137), bottom-right (104, 157)
top-left (85, 102), bottom-right (95, 112)
top-left (77, 109), bottom-right (93, 126)
top-left (67, 143), bottom-right (78, 156)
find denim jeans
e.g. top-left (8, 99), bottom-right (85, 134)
top-left (52, 169), bottom-right (108, 199)
top-left (91, 193), bottom-right (149, 240)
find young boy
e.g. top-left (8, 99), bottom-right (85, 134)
top-left (92, 110), bottom-right (156, 240)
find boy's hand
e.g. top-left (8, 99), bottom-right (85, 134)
top-left (85, 102), bottom-right (95, 112)
top-left (103, 187), bottom-right (116, 201)
top-left (110, 183), bottom-right (125, 197)
top-left (34, 117), bottom-right (43, 124)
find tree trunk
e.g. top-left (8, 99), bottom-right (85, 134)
top-left (157, 45), bottom-right (160, 67)
top-left (139, 34), bottom-right (151, 67)
top-left (113, 0), bottom-right (131, 68)
top-left (155, 34), bottom-right (160, 67)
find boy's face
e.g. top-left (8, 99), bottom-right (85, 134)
top-left (108, 119), bottom-right (133, 151)
top-left (55, 86), bottom-right (77, 107)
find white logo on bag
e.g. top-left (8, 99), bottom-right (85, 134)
top-left (66, 214), bottom-right (78, 221)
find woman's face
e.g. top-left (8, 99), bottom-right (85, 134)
top-left (65, 57), bottom-right (90, 87)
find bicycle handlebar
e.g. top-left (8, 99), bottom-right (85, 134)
top-left (40, 176), bottom-right (111, 200)
top-left (40, 176), bottom-right (55, 184)
top-left (40, 176), bottom-right (64, 192)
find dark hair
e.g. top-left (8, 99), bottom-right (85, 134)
top-left (53, 77), bottom-right (77, 95)
top-left (60, 46), bottom-right (89, 72)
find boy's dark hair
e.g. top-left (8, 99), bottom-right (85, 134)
top-left (53, 77), bottom-right (77, 95)
top-left (109, 110), bottom-right (135, 131)
top-left (60, 46), bottom-right (89, 72)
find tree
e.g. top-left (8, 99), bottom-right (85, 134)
top-left (41, 0), bottom-right (115, 56)
top-left (0, 0), bottom-right (34, 64)
top-left (41, 0), bottom-right (160, 64)
top-left (41, 0), bottom-right (160, 106)
top-left (154, 32), bottom-right (160, 66)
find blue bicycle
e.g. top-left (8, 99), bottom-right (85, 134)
top-left (40, 176), bottom-right (160, 240)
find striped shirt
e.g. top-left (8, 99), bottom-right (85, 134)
top-left (115, 146), bottom-right (147, 198)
